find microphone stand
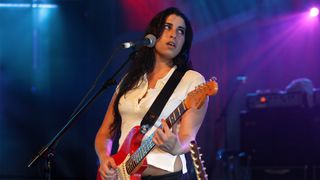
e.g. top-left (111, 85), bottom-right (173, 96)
top-left (27, 49), bottom-right (137, 180)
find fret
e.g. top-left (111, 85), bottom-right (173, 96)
top-left (169, 116), bottom-right (174, 126)
top-left (130, 161), bottom-right (134, 173)
top-left (166, 116), bottom-right (172, 127)
top-left (174, 110), bottom-right (179, 121)
top-left (132, 154), bottom-right (137, 164)
top-left (144, 136), bottom-right (154, 152)
top-left (126, 159), bottom-right (132, 173)
top-left (131, 160), bottom-right (135, 172)
top-left (137, 149), bottom-right (142, 162)
top-left (138, 152), bottom-right (142, 163)
top-left (172, 112), bottom-right (176, 122)
top-left (141, 146), bottom-right (147, 161)
top-left (179, 103), bottom-right (186, 113)
top-left (181, 102), bottom-right (187, 112)
top-left (139, 148), bottom-right (143, 161)
top-left (146, 137), bottom-right (153, 150)
top-left (177, 105), bottom-right (181, 116)
top-left (140, 147), bottom-right (145, 161)
top-left (132, 159), bottom-right (137, 168)
top-left (142, 144), bottom-right (149, 160)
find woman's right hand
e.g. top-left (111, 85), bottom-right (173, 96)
top-left (98, 156), bottom-right (117, 180)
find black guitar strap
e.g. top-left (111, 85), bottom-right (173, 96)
top-left (140, 68), bottom-right (186, 134)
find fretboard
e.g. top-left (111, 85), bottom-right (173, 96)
top-left (125, 101), bottom-right (187, 174)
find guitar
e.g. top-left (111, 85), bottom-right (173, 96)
top-left (97, 78), bottom-right (218, 180)
top-left (190, 140), bottom-right (208, 180)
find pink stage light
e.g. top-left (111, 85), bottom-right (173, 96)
top-left (309, 7), bottom-right (319, 17)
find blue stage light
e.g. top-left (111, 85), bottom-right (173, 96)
top-left (0, 3), bottom-right (58, 8)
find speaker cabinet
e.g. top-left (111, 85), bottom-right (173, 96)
top-left (314, 89), bottom-right (320, 106)
top-left (240, 107), bottom-right (320, 167)
top-left (251, 166), bottom-right (309, 180)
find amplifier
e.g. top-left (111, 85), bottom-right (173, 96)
top-left (251, 166), bottom-right (310, 180)
top-left (314, 89), bottom-right (320, 106)
top-left (240, 108), bottom-right (320, 167)
top-left (246, 91), bottom-right (308, 110)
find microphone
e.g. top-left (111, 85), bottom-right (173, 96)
top-left (122, 34), bottom-right (156, 49)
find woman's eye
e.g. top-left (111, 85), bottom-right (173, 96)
top-left (178, 29), bottom-right (185, 35)
top-left (164, 24), bottom-right (170, 30)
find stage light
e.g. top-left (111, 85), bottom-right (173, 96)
top-left (309, 7), bottom-right (319, 17)
top-left (0, 3), bottom-right (31, 8)
top-left (0, 3), bottom-right (58, 8)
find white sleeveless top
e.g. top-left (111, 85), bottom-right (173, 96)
top-left (117, 66), bottom-right (205, 173)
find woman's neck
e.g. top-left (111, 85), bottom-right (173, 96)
top-left (154, 53), bottom-right (174, 70)
top-left (147, 57), bottom-right (174, 87)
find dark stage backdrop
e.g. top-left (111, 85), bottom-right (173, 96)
top-left (0, 0), bottom-right (319, 179)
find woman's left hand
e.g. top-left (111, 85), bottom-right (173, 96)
top-left (152, 119), bottom-right (180, 155)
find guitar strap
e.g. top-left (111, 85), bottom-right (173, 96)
top-left (140, 68), bottom-right (186, 134)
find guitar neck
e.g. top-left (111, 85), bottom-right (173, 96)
top-left (125, 102), bottom-right (187, 174)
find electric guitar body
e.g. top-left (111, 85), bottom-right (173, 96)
top-left (96, 126), bottom-right (148, 180)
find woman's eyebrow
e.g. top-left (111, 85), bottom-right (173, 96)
top-left (178, 26), bottom-right (185, 31)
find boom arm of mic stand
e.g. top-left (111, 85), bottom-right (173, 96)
top-left (27, 50), bottom-right (136, 171)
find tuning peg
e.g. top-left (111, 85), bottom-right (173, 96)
top-left (210, 76), bottom-right (217, 81)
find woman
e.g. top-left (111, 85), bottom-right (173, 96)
top-left (95, 7), bottom-right (208, 179)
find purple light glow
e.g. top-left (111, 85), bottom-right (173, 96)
top-left (309, 7), bottom-right (319, 17)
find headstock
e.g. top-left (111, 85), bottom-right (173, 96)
top-left (185, 77), bottom-right (218, 109)
top-left (190, 140), bottom-right (208, 180)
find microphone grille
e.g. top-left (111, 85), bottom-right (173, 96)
top-left (145, 34), bottom-right (156, 48)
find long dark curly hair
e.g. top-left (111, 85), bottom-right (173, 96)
top-left (110, 7), bottom-right (194, 137)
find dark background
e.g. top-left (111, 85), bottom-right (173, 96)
top-left (1, 0), bottom-right (320, 179)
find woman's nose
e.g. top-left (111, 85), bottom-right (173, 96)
top-left (169, 30), bottom-right (176, 38)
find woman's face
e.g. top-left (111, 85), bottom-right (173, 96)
top-left (154, 14), bottom-right (186, 61)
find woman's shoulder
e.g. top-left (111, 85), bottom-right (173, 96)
top-left (177, 70), bottom-right (206, 90)
top-left (184, 70), bottom-right (205, 81)
top-left (175, 70), bottom-right (206, 93)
